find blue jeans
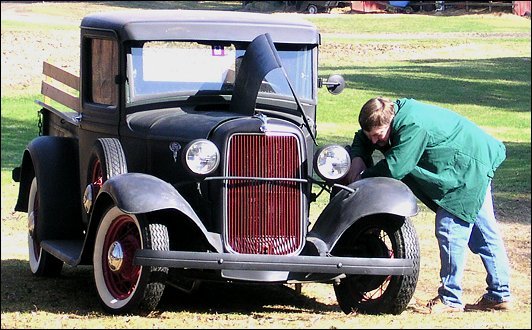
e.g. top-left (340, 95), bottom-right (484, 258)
top-left (435, 185), bottom-right (511, 308)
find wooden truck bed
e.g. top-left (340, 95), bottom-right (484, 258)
top-left (37, 62), bottom-right (80, 138)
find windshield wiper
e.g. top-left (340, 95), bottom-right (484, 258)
top-left (263, 34), bottom-right (317, 146)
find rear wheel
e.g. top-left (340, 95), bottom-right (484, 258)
top-left (93, 206), bottom-right (169, 314)
top-left (27, 177), bottom-right (63, 276)
top-left (333, 215), bottom-right (420, 315)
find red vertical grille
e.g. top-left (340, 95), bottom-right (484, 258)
top-left (226, 134), bottom-right (302, 255)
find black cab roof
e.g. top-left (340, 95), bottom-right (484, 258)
top-left (80, 10), bottom-right (320, 44)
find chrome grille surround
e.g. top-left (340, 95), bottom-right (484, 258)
top-left (223, 132), bottom-right (305, 255)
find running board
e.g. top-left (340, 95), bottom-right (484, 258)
top-left (41, 240), bottom-right (83, 266)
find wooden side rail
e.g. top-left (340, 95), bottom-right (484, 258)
top-left (43, 62), bottom-right (79, 90)
top-left (41, 62), bottom-right (80, 113)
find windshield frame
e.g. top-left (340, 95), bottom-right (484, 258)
top-left (124, 40), bottom-right (317, 107)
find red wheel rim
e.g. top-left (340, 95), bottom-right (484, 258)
top-left (91, 159), bottom-right (103, 189)
top-left (361, 230), bottom-right (393, 301)
top-left (102, 215), bottom-right (141, 300)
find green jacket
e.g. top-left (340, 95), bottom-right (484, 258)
top-left (349, 98), bottom-right (506, 223)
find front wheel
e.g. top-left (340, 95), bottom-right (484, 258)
top-left (332, 215), bottom-right (420, 315)
top-left (93, 206), bottom-right (169, 314)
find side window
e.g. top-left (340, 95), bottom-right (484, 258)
top-left (91, 38), bottom-right (118, 106)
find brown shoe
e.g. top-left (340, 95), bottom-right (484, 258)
top-left (423, 296), bottom-right (464, 314)
top-left (465, 296), bottom-right (512, 311)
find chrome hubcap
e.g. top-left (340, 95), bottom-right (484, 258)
top-left (83, 184), bottom-right (94, 213)
top-left (107, 241), bottom-right (123, 272)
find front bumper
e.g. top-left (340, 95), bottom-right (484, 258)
top-left (134, 250), bottom-right (415, 276)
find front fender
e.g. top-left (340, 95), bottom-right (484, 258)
top-left (309, 177), bottom-right (418, 252)
top-left (92, 173), bottom-right (222, 252)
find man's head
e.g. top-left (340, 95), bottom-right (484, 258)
top-left (358, 97), bottom-right (395, 147)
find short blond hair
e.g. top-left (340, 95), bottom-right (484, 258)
top-left (358, 97), bottom-right (395, 131)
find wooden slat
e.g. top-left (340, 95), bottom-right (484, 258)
top-left (42, 62), bottom-right (79, 91)
top-left (41, 81), bottom-right (80, 112)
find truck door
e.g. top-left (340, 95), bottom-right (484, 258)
top-left (78, 33), bottom-right (121, 220)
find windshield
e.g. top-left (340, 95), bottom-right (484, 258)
top-left (126, 41), bottom-right (314, 104)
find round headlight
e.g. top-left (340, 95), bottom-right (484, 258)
top-left (183, 140), bottom-right (220, 175)
top-left (313, 145), bottom-right (351, 180)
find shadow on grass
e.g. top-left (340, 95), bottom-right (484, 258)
top-left (0, 259), bottom-right (99, 314)
top-left (493, 141), bottom-right (531, 224)
top-left (159, 281), bottom-right (339, 314)
top-left (0, 259), bottom-right (338, 315)
top-left (324, 57), bottom-right (531, 113)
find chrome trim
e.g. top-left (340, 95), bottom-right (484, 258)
top-left (254, 112), bottom-right (269, 132)
top-left (206, 176), bottom-right (307, 183)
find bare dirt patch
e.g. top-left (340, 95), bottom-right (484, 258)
top-left (1, 30), bottom-right (79, 93)
top-left (2, 3), bottom-right (80, 94)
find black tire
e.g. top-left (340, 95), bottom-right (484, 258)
top-left (85, 138), bottom-right (127, 210)
top-left (307, 4), bottom-right (318, 14)
top-left (93, 206), bottom-right (169, 314)
top-left (27, 177), bottom-right (63, 276)
top-left (332, 215), bottom-right (420, 315)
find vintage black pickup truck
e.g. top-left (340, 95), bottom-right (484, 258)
top-left (12, 9), bottom-right (420, 315)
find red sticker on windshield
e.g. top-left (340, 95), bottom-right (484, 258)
top-left (212, 46), bottom-right (225, 56)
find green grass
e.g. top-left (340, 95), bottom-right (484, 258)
top-left (318, 58), bottom-right (531, 129)
top-left (1, 95), bottom-right (40, 171)
top-left (307, 13), bottom-right (532, 33)
top-left (1, 95), bottom-right (40, 223)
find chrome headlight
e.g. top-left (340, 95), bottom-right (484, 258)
top-left (183, 139), bottom-right (220, 175)
top-left (313, 145), bottom-right (351, 180)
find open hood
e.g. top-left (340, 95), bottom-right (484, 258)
top-left (231, 33), bottom-right (317, 144)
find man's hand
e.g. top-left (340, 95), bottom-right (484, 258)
top-left (341, 157), bottom-right (367, 184)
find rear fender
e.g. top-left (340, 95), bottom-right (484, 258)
top-left (86, 173), bottom-right (222, 253)
top-left (308, 177), bottom-right (418, 252)
top-left (14, 136), bottom-right (82, 240)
